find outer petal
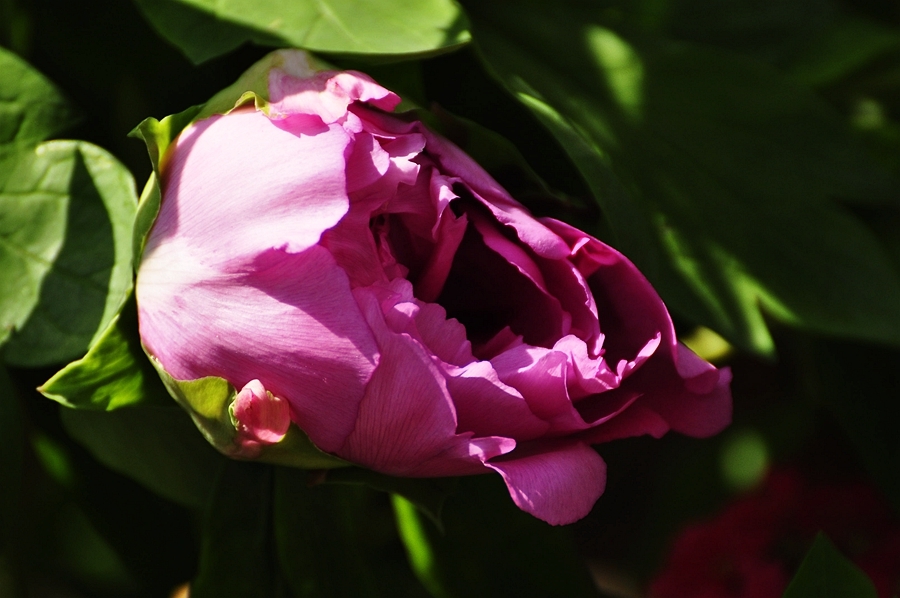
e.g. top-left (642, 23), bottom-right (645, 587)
top-left (446, 361), bottom-right (551, 441)
top-left (139, 109), bottom-right (381, 453)
top-left (642, 351), bottom-right (734, 438)
top-left (491, 345), bottom-right (588, 433)
top-left (139, 245), bottom-right (379, 453)
top-left (486, 442), bottom-right (607, 526)
top-left (149, 110), bottom-right (352, 263)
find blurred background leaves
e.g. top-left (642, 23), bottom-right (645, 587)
top-left (2, 0), bottom-right (900, 595)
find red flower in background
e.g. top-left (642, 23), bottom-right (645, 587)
top-left (649, 469), bottom-right (900, 597)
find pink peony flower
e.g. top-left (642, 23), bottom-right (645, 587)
top-left (136, 50), bottom-right (732, 525)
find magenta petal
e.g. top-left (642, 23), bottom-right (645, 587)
top-left (414, 209), bottom-right (468, 302)
top-left (486, 442), bottom-right (607, 525)
top-left (342, 286), bottom-right (513, 475)
top-left (580, 405), bottom-right (670, 444)
top-left (645, 360), bottom-right (734, 438)
top-left (536, 255), bottom-right (602, 356)
top-left (419, 129), bottom-right (571, 259)
top-left (675, 343), bottom-right (722, 394)
top-left (405, 299), bottom-right (475, 367)
top-left (446, 361), bottom-right (550, 440)
top-left (491, 345), bottom-right (589, 433)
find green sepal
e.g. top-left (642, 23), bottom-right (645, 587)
top-left (39, 292), bottom-right (170, 410)
top-left (128, 105), bottom-right (201, 264)
top-left (149, 356), bottom-right (348, 469)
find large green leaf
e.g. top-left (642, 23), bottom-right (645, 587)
top-left (60, 405), bottom-right (224, 508)
top-left (783, 533), bottom-right (878, 598)
top-left (0, 140), bottom-right (137, 366)
top-left (468, 2), bottom-right (900, 355)
top-left (39, 293), bottom-right (171, 410)
top-left (0, 48), bottom-right (79, 157)
top-left (132, 0), bottom-right (471, 64)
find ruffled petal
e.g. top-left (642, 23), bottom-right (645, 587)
top-left (644, 350), bottom-right (734, 438)
top-left (419, 128), bottom-right (571, 259)
top-left (445, 361), bottom-right (550, 440)
top-left (342, 286), bottom-right (514, 476)
top-left (268, 69), bottom-right (400, 122)
top-left (490, 345), bottom-right (589, 434)
top-left (486, 442), bottom-right (607, 525)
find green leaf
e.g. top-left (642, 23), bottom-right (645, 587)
top-left (783, 533), bottom-right (878, 598)
top-left (469, 2), bottom-right (900, 355)
top-left (0, 47), bottom-right (78, 156)
top-left (39, 293), bottom-right (170, 410)
top-left (0, 366), bottom-right (23, 549)
top-left (0, 140), bottom-right (137, 366)
top-left (642, 0), bottom-right (835, 65)
top-left (60, 404), bottom-right (224, 508)
top-left (132, 0), bottom-right (471, 64)
top-left (192, 461), bottom-right (276, 598)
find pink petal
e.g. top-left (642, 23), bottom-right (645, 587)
top-left (536, 254), bottom-right (602, 356)
top-left (138, 244), bottom-right (379, 453)
top-left (149, 109), bottom-right (352, 264)
top-left (542, 217), bottom-right (674, 363)
top-left (490, 345), bottom-right (589, 434)
top-left (445, 360), bottom-right (550, 440)
top-left (232, 379), bottom-right (291, 445)
top-left (486, 442), bottom-right (607, 525)
top-left (675, 343), bottom-right (722, 394)
top-left (413, 209), bottom-right (469, 302)
top-left (643, 360), bottom-right (734, 439)
top-left (419, 128), bottom-right (571, 259)
top-left (436, 216), bottom-right (565, 349)
top-left (268, 69), bottom-right (399, 122)
top-left (341, 286), bottom-right (514, 476)
top-left (579, 404), bottom-right (670, 444)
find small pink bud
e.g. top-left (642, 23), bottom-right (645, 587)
top-left (232, 379), bottom-right (291, 446)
